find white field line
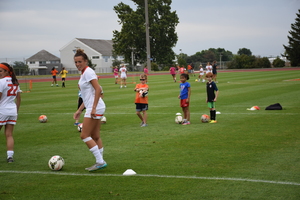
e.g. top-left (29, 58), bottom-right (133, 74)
top-left (0, 170), bottom-right (299, 186)
top-left (23, 112), bottom-right (299, 115)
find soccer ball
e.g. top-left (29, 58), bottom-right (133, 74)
top-left (39, 115), bottom-right (47, 123)
top-left (48, 155), bottom-right (64, 171)
top-left (175, 115), bottom-right (183, 124)
top-left (139, 90), bottom-right (148, 97)
top-left (77, 123), bottom-right (83, 132)
top-left (201, 114), bottom-right (210, 123)
top-left (101, 116), bottom-right (106, 124)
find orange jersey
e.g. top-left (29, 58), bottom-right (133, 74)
top-left (135, 83), bottom-right (149, 104)
top-left (187, 65), bottom-right (192, 70)
top-left (51, 69), bottom-right (58, 76)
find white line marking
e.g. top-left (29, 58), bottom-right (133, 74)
top-left (0, 170), bottom-right (299, 186)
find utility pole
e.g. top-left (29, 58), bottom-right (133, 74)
top-left (145, 0), bottom-right (151, 71)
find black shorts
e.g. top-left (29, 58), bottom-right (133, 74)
top-left (78, 97), bottom-right (85, 111)
top-left (135, 103), bottom-right (148, 112)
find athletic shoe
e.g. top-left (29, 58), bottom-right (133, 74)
top-left (182, 121), bottom-right (190, 125)
top-left (124, 86), bottom-right (127, 88)
top-left (85, 162), bottom-right (107, 172)
top-left (141, 123), bottom-right (148, 127)
top-left (74, 122), bottom-right (80, 126)
top-left (51, 84), bottom-right (53, 87)
top-left (56, 84), bottom-right (59, 87)
top-left (140, 121), bottom-right (144, 126)
top-left (7, 157), bottom-right (14, 163)
top-left (120, 86), bottom-right (122, 88)
top-left (209, 120), bottom-right (217, 123)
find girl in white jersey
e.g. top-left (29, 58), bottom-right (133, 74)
top-left (0, 63), bottom-right (21, 163)
top-left (73, 49), bottom-right (107, 172)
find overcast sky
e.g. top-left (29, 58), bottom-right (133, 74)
top-left (0, 0), bottom-right (299, 61)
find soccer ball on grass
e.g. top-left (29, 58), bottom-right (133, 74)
top-left (48, 155), bottom-right (65, 171)
top-left (201, 114), bottom-right (210, 123)
top-left (39, 115), bottom-right (47, 123)
top-left (175, 115), bottom-right (183, 124)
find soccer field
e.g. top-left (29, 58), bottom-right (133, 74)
top-left (1, 69), bottom-right (300, 199)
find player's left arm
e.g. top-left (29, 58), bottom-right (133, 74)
top-left (186, 86), bottom-right (191, 103)
top-left (16, 91), bottom-right (21, 113)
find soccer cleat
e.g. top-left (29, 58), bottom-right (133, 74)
top-left (209, 120), bottom-right (217, 123)
top-left (182, 121), bottom-right (190, 125)
top-left (85, 162), bottom-right (107, 172)
top-left (7, 157), bottom-right (14, 163)
top-left (74, 122), bottom-right (80, 126)
top-left (141, 123), bottom-right (148, 127)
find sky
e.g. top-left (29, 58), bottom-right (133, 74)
top-left (0, 0), bottom-right (299, 62)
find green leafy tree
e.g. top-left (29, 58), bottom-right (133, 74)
top-left (88, 58), bottom-right (96, 70)
top-left (272, 57), bottom-right (285, 68)
top-left (13, 61), bottom-right (29, 76)
top-left (113, 0), bottom-right (179, 66)
top-left (253, 57), bottom-right (271, 68)
top-left (283, 9), bottom-right (300, 66)
top-left (237, 48), bottom-right (252, 56)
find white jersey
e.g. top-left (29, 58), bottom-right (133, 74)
top-left (120, 67), bottom-right (127, 78)
top-left (206, 65), bottom-right (212, 73)
top-left (78, 67), bottom-right (105, 112)
top-left (199, 67), bottom-right (204, 75)
top-left (0, 76), bottom-right (20, 116)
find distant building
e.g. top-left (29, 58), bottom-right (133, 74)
top-left (60, 38), bottom-right (123, 73)
top-left (26, 50), bottom-right (61, 75)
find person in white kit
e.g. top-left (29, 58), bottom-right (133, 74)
top-left (73, 49), bottom-right (107, 172)
top-left (205, 62), bottom-right (212, 74)
top-left (119, 65), bottom-right (127, 88)
top-left (0, 63), bottom-right (21, 163)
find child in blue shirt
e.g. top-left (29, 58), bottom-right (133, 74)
top-left (178, 73), bottom-right (191, 125)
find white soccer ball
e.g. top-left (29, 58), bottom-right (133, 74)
top-left (77, 123), bottom-right (83, 132)
top-left (39, 115), bottom-right (47, 123)
top-left (101, 116), bottom-right (106, 124)
top-left (48, 155), bottom-right (65, 171)
top-left (175, 115), bottom-right (183, 124)
top-left (201, 114), bottom-right (210, 123)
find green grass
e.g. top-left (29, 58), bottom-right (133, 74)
top-left (1, 70), bottom-right (300, 199)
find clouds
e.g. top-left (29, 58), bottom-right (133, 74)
top-left (0, 0), bottom-right (298, 60)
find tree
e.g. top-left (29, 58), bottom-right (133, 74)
top-left (237, 48), bottom-right (252, 56)
top-left (87, 59), bottom-right (96, 70)
top-left (113, 0), bottom-right (179, 66)
top-left (272, 57), bottom-right (285, 68)
top-left (13, 61), bottom-right (29, 76)
top-left (283, 9), bottom-right (300, 66)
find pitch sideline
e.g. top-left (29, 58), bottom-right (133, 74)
top-left (0, 170), bottom-right (299, 186)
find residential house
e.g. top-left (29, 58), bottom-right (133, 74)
top-left (26, 50), bottom-right (61, 75)
top-left (60, 38), bottom-right (122, 73)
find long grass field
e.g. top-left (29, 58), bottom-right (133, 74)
top-left (1, 68), bottom-right (300, 199)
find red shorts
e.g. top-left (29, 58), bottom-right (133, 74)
top-left (180, 99), bottom-right (189, 107)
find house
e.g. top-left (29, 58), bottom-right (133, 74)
top-left (60, 38), bottom-right (122, 73)
top-left (26, 50), bottom-right (61, 75)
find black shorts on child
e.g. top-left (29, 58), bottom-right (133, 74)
top-left (135, 103), bottom-right (148, 112)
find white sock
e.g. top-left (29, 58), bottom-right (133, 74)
top-left (99, 147), bottom-right (104, 158)
top-left (89, 145), bottom-right (104, 164)
top-left (7, 150), bottom-right (14, 158)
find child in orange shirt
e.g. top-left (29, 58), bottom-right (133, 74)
top-left (51, 67), bottom-right (59, 87)
top-left (134, 74), bottom-right (149, 127)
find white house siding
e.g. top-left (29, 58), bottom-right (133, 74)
top-left (60, 39), bottom-right (113, 74)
